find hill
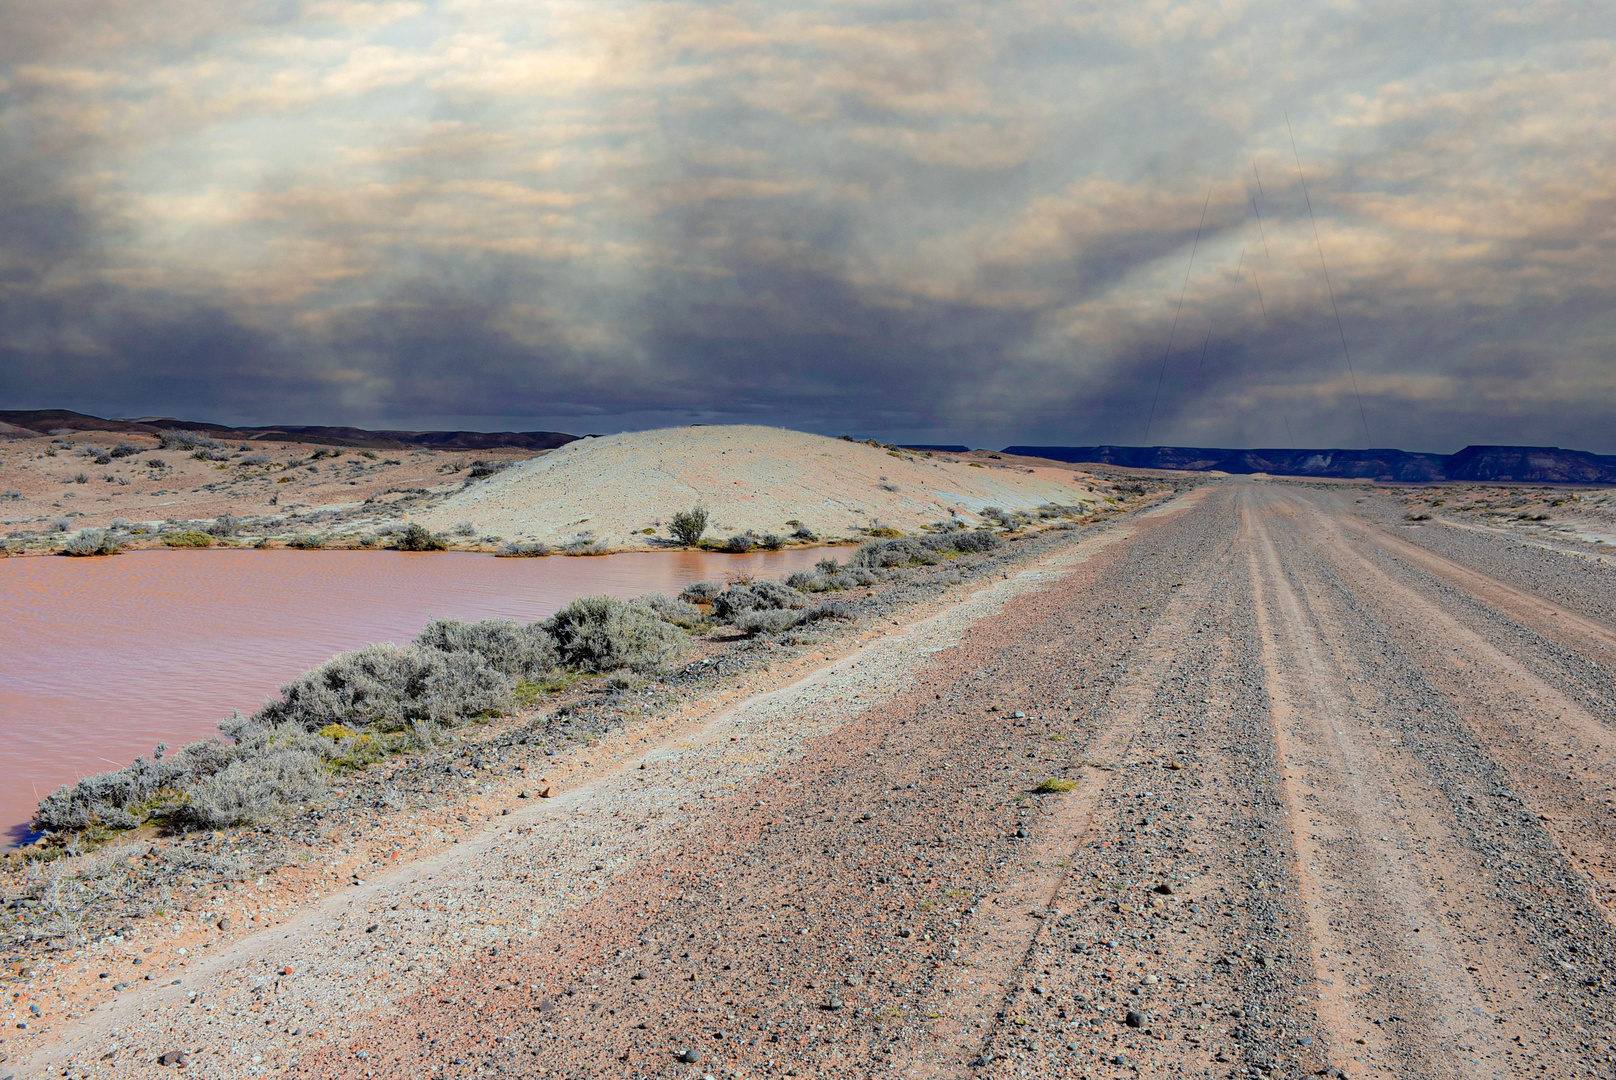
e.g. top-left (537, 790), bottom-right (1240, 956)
top-left (1004, 445), bottom-right (1616, 484)
top-left (419, 425), bottom-right (1108, 547)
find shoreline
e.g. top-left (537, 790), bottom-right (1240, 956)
top-left (0, 493), bottom-right (1179, 1073)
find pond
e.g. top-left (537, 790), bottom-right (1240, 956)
top-left (0, 546), bottom-right (833, 842)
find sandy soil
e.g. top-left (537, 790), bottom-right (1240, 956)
top-left (9, 480), bottom-right (1616, 1079)
top-left (1398, 484), bottom-right (1616, 550)
top-left (416, 427), bottom-right (1109, 548)
top-left (0, 432), bottom-right (537, 552)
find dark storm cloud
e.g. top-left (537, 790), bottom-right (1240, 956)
top-left (1, 0), bottom-right (1613, 449)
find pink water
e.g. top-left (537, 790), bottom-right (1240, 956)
top-left (0, 547), bottom-right (831, 841)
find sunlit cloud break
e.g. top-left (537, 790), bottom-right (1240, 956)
top-left (2, 0), bottom-right (1613, 451)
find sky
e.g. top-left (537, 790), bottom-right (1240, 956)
top-left (1, 0), bottom-right (1613, 452)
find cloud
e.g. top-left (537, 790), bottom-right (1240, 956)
top-left (1, 0), bottom-right (1615, 451)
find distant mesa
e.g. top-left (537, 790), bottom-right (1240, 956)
top-left (899, 444), bottom-right (973, 453)
top-left (1005, 445), bottom-right (1616, 484)
top-left (0, 409), bottom-right (578, 451)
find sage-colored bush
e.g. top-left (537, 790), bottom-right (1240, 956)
top-left (545, 596), bottom-right (686, 673)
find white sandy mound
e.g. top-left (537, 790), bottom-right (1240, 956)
top-left (418, 425), bottom-right (1103, 548)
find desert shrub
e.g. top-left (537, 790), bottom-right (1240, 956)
top-left (108, 444), bottom-right (141, 459)
top-left (759, 533), bottom-right (785, 551)
top-left (396, 523), bottom-right (447, 551)
top-left (163, 530), bottom-right (213, 548)
top-left (733, 608), bottom-right (802, 635)
top-left (63, 530), bottom-right (122, 557)
top-left (723, 532), bottom-right (755, 553)
top-left (109, 518), bottom-right (130, 530)
top-left (93, 453), bottom-right (112, 465)
top-left (252, 643), bottom-right (513, 733)
top-left (941, 529), bottom-right (1001, 554)
top-left (544, 596), bottom-right (686, 673)
top-left (286, 535), bottom-right (326, 550)
top-left (733, 599), bottom-right (852, 636)
top-left (73, 472), bottom-right (89, 484)
top-left (50, 517), bottom-right (72, 533)
top-left (145, 457), bottom-right (167, 469)
top-left (828, 567), bottom-right (878, 589)
top-left (850, 530), bottom-right (999, 568)
top-left (1, 490), bottom-right (21, 501)
top-left (631, 593), bottom-right (704, 629)
top-left (815, 557), bottom-right (841, 574)
top-left (851, 536), bottom-right (934, 568)
top-left (177, 749), bottom-right (328, 828)
top-left (562, 534), bottom-right (608, 555)
top-left (679, 580), bottom-right (722, 604)
top-left (34, 740), bottom-right (233, 833)
top-left (158, 429), bottom-right (223, 451)
top-left (496, 541), bottom-right (550, 557)
top-left (668, 506), bottom-right (709, 546)
top-left (466, 459), bottom-right (507, 480)
top-left (414, 618), bottom-right (560, 680)
top-left (865, 526), bottom-right (901, 538)
top-left (453, 521), bottom-right (476, 537)
top-left (240, 453), bottom-right (272, 466)
top-left (791, 523), bottom-right (818, 541)
top-left (784, 570), bottom-right (818, 590)
top-left (806, 600), bottom-right (854, 622)
top-left (209, 513), bottom-right (240, 537)
top-left (711, 580), bottom-right (805, 622)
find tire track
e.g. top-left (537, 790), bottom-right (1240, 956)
top-left (1243, 489), bottom-right (1524, 1078)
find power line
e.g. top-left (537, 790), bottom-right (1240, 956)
top-left (1285, 110), bottom-right (1372, 445)
top-left (1250, 164), bottom-right (1272, 263)
top-left (1200, 246), bottom-right (1247, 372)
top-left (1144, 186), bottom-right (1211, 443)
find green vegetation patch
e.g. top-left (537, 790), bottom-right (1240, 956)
top-left (163, 530), bottom-right (213, 547)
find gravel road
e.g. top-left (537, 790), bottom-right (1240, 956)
top-left (18, 481), bottom-right (1616, 1080)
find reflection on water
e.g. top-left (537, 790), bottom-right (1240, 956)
top-left (0, 546), bottom-right (831, 842)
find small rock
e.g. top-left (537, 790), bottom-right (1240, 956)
top-left (677, 1048), bottom-right (701, 1063)
top-left (216, 916), bottom-right (232, 931)
top-left (28, 1005), bottom-right (41, 1017)
top-left (280, 966), bottom-right (293, 976)
top-left (1012, 710), bottom-right (1026, 718)
top-left (1153, 882), bottom-right (1175, 895)
top-left (822, 995), bottom-right (844, 1011)
top-left (898, 929), bottom-right (911, 938)
top-left (1125, 1010), bottom-right (1146, 1028)
top-left (156, 1049), bottom-right (190, 1067)
top-left (537, 782), bottom-right (556, 798)
top-left (1015, 828), bottom-right (1028, 839)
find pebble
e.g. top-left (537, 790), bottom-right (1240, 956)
top-left (157, 1050), bottom-right (190, 1067)
top-left (1125, 1010), bottom-right (1146, 1028)
top-left (677, 1048), bottom-right (701, 1063)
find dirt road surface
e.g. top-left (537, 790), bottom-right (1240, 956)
top-left (20, 482), bottom-right (1616, 1079)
